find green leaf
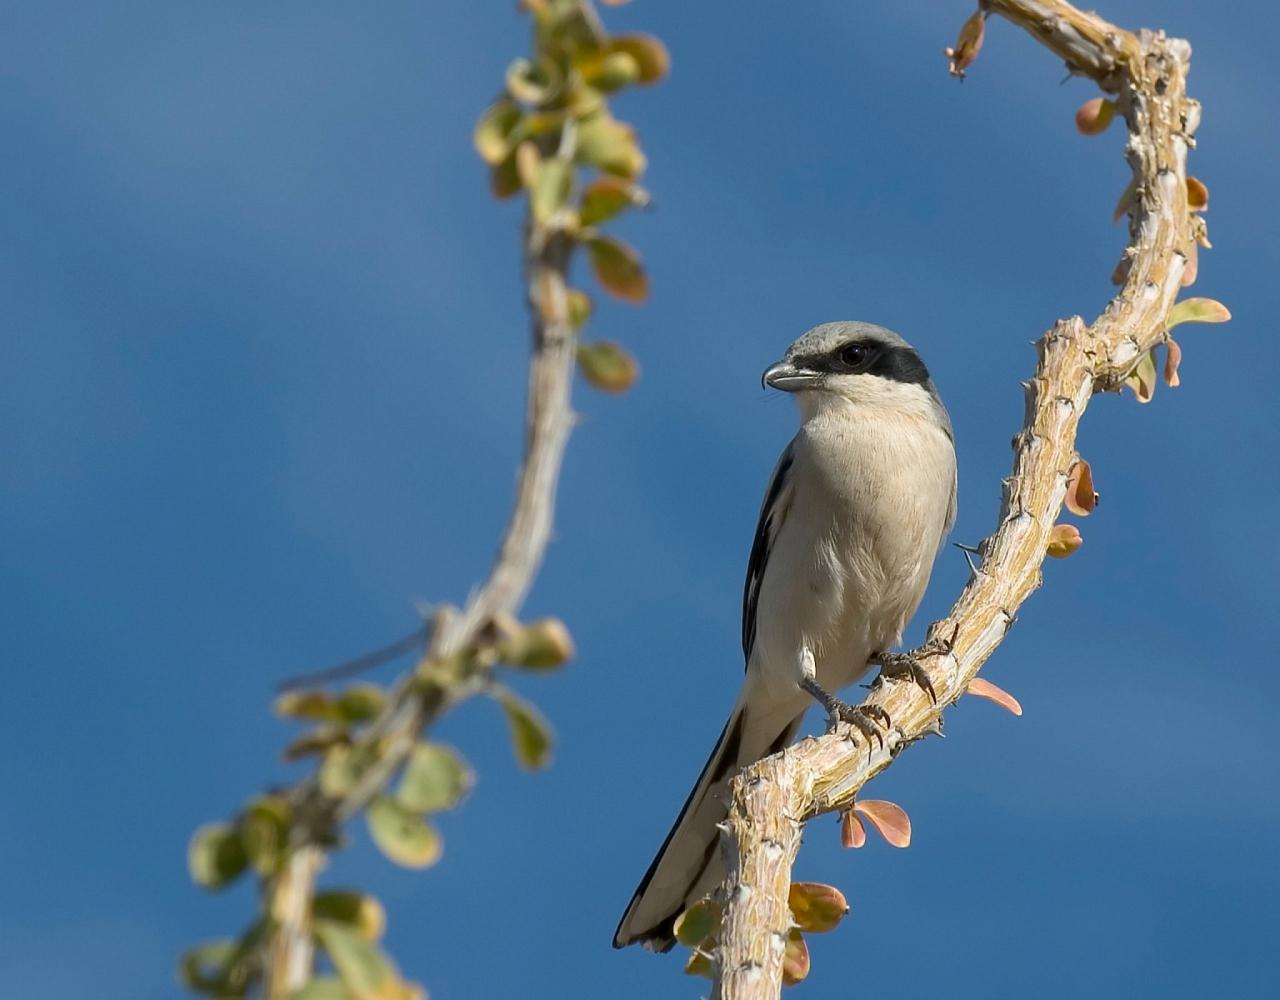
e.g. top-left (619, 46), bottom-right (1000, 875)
top-left (531, 157), bottom-right (574, 225)
top-left (580, 51), bottom-right (640, 92)
top-left (188, 823), bottom-right (249, 889)
top-left (313, 890), bottom-right (386, 942)
top-left (241, 795), bottom-right (291, 877)
top-left (314, 919), bottom-right (398, 999)
top-left (320, 745), bottom-right (364, 798)
top-left (605, 34), bottom-right (671, 85)
top-left (788, 882), bottom-right (849, 934)
top-left (587, 236), bottom-right (648, 302)
top-left (502, 617), bottom-right (576, 669)
top-left (337, 683), bottom-right (386, 724)
top-left (490, 154), bottom-right (522, 200)
top-left (1167, 297), bottom-right (1231, 328)
top-left (579, 177), bottom-right (647, 226)
top-left (275, 689), bottom-right (338, 722)
top-left (577, 341), bottom-right (639, 393)
top-left (1123, 350), bottom-right (1158, 403)
top-left (497, 689), bottom-right (554, 771)
top-left (684, 949), bottom-right (715, 980)
top-left (473, 98), bottom-right (523, 165)
top-left (289, 978), bottom-right (352, 1000)
top-left (566, 289), bottom-right (592, 330)
top-left (505, 55), bottom-right (562, 105)
top-left (367, 795), bottom-right (443, 869)
top-left (575, 113), bottom-right (646, 178)
top-left (674, 899), bottom-right (721, 947)
top-left (398, 743), bottom-right (472, 814)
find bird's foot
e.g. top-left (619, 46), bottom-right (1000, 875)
top-left (873, 641), bottom-right (946, 705)
top-left (800, 677), bottom-right (889, 750)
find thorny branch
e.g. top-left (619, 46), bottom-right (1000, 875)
top-left (713, 3), bottom-right (1204, 997)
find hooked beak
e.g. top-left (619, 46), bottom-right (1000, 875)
top-left (762, 360), bottom-right (822, 392)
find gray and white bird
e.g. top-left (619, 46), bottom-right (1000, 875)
top-left (613, 321), bottom-right (957, 951)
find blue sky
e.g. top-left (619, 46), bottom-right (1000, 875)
top-left (3, 1), bottom-right (1278, 997)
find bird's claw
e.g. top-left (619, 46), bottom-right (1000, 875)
top-left (799, 676), bottom-right (889, 750)
top-left (828, 702), bottom-right (888, 751)
top-left (873, 646), bottom-right (941, 704)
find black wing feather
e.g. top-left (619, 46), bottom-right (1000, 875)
top-left (741, 443), bottom-right (795, 664)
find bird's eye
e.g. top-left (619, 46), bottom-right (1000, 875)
top-left (839, 342), bottom-right (870, 368)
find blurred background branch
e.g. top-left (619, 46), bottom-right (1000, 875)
top-left (181, 2), bottom-right (666, 997)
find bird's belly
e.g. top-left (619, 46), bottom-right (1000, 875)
top-left (749, 507), bottom-right (936, 705)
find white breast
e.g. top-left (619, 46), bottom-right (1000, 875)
top-left (748, 393), bottom-right (956, 705)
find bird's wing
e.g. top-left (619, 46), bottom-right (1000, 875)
top-left (741, 440), bottom-right (797, 665)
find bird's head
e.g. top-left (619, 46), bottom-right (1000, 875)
top-left (762, 321), bottom-right (949, 428)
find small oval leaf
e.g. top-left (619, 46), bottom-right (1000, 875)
top-left (497, 689), bottom-right (554, 770)
top-left (530, 157), bottom-right (573, 225)
top-left (188, 823), bottom-right (249, 889)
top-left (1181, 240), bottom-right (1199, 287)
top-left (579, 177), bottom-right (647, 226)
top-left (1075, 97), bottom-right (1115, 135)
top-left (1186, 175), bottom-right (1209, 212)
top-left (853, 800), bottom-right (912, 848)
top-left (367, 795), bottom-right (443, 869)
top-left (489, 155), bottom-right (522, 200)
top-left (398, 742), bottom-right (472, 814)
top-left (241, 795), bottom-right (290, 876)
top-left (788, 882), bottom-right (849, 934)
top-left (566, 289), bottom-right (592, 330)
top-left (577, 341), bottom-right (639, 393)
top-left (945, 9), bottom-right (986, 78)
top-left (684, 949), bottom-right (715, 981)
top-left (782, 929), bottom-right (811, 986)
top-left (1064, 458), bottom-right (1097, 517)
top-left (580, 50), bottom-right (640, 92)
top-left (473, 99), bottom-right (523, 166)
top-left (313, 919), bottom-right (397, 998)
top-left (575, 113), bottom-right (646, 178)
top-left (587, 236), bottom-right (648, 302)
top-left (1164, 338), bottom-right (1183, 387)
top-left (1167, 297), bottom-right (1231, 328)
top-left (674, 898), bottom-right (721, 947)
top-left (503, 617), bottom-right (576, 669)
top-left (966, 677), bottom-right (1024, 716)
top-left (505, 55), bottom-right (562, 105)
top-left (840, 809), bottom-right (867, 849)
top-left (1123, 350), bottom-right (1158, 403)
top-left (337, 683), bottom-right (386, 724)
top-left (1046, 523), bottom-right (1084, 559)
top-left (275, 689), bottom-right (337, 722)
top-left (606, 34), bottom-right (671, 85)
top-left (313, 891), bottom-right (387, 943)
top-left (320, 745), bottom-right (363, 798)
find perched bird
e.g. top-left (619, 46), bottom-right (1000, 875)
top-left (613, 321), bottom-right (957, 951)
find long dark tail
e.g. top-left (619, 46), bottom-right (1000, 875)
top-left (613, 696), bottom-right (804, 951)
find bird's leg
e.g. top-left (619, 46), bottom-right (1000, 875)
top-left (872, 638), bottom-right (950, 705)
top-left (799, 676), bottom-right (886, 751)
